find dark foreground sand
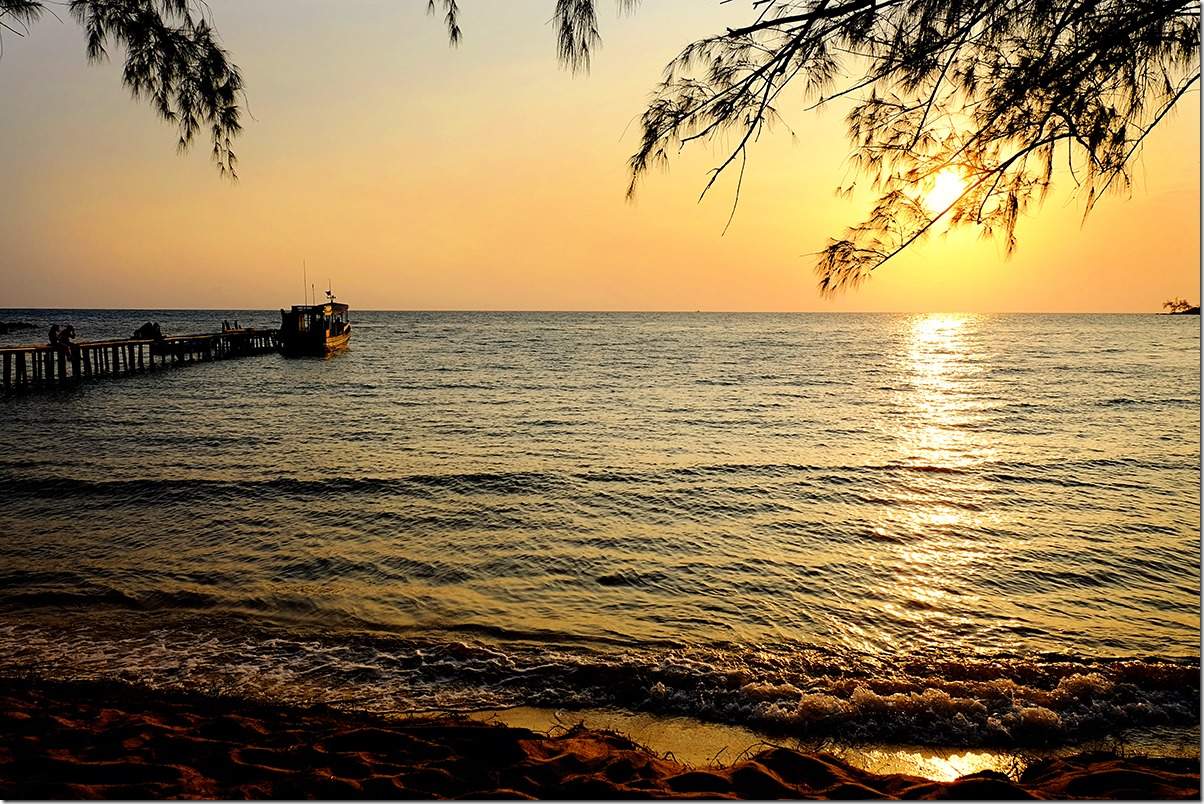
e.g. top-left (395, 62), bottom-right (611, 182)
top-left (0, 678), bottom-right (1197, 800)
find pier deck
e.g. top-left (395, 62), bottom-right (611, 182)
top-left (1, 329), bottom-right (279, 395)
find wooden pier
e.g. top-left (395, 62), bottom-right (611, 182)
top-left (1, 329), bottom-right (279, 395)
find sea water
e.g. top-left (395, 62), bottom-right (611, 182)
top-left (0, 310), bottom-right (1198, 752)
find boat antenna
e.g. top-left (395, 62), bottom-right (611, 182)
top-left (303, 260), bottom-right (308, 305)
top-left (312, 283), bottom-right (316, 306)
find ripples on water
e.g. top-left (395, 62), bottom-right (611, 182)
top-left (0, 310), bottom-right (1198, 748)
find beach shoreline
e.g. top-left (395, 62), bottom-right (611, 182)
top-left (465, 704), bottom-right (1202, 781)
top-left (1, 676), bottom-right (1197, 800)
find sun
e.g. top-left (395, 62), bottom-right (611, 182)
top-left (924, 169), bottom-right (967, 215)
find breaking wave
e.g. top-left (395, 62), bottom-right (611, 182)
top-left (0, 617), bottom-right (1195, 750)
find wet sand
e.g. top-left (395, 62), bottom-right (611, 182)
top-left (0, 678), bottom-right (1197, 799)
top-left (467, 705), bottom-right (1201, 781)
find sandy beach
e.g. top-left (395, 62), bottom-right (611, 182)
top-left (0, 677), bottom-right (1197, 800)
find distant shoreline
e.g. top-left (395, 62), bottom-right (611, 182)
top-left (0, 677), bottom-right (1198, 800)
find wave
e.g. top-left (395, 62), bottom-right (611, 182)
top-left (596, 570), bottom-right (668, 588)
top-left (0, 619), bottom-right (1195, 750)
top-left (0, 471), bottom-right (566, 504)
top-left (1, 453), bottom-right (1193, 505)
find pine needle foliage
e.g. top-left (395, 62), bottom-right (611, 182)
top-left (2, 0), bottom-right (243, 176)
top-left (623, 0), bottom-right (1201, 291)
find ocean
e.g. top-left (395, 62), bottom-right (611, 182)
top-left (0, 309), bottom-right (1199, 753)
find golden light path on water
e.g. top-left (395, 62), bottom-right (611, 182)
top-left (906, 314), bottom-right (992, 470)
top-left (852, 314), bottom-right (1003, 654)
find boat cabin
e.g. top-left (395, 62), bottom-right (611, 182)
top-left (279, 300), bottom-right (351, 354)
top-left (283, 302), bottom-right (349, 337)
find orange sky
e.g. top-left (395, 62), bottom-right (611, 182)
top-left (0, 1), bottom-right (1198, 312)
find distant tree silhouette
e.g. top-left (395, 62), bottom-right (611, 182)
top-left (3, 1), bottom-right (1198, 292)
top-left (1163, 297), bottom-right (1198, 313)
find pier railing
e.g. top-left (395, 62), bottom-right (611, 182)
top-left (1, 328), bottom-right (279, 395)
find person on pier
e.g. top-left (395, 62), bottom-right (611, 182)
top-left (133, 322), bottom-right (164, 341)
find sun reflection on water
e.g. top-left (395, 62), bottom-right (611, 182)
top-left (904, 313), bottom-right (995, 471)
top-left (866, 314), bottom-right (1006, 650)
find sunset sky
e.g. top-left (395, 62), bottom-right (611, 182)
top-left (0, 0), bottom-right (1198, 312)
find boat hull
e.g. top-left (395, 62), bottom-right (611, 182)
top-left (279, 327), bottom-right (351, 355)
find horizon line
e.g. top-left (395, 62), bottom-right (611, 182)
top-left (0, 307), bottom-right (1185, 316)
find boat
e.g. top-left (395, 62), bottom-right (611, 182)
top-left (279, 290), bottom-right (351, 355)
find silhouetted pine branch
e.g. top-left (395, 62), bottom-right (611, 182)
top-left (623, 0), bottom-right (1200, 292)
top-left (0, 1), bottom-right (245, 176)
